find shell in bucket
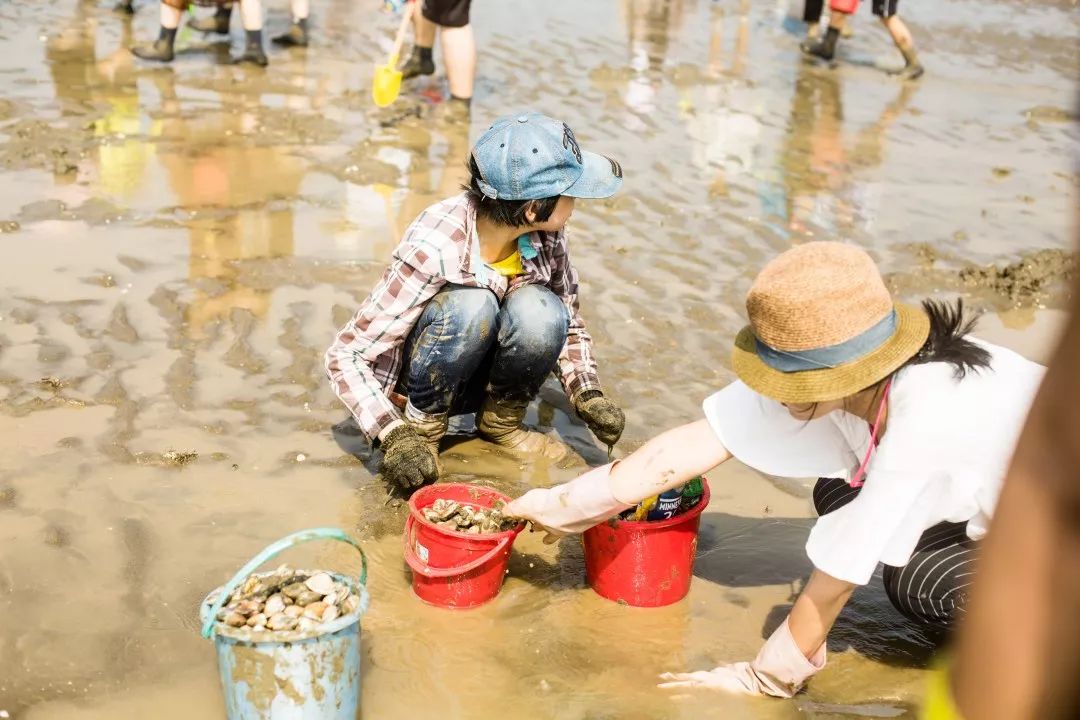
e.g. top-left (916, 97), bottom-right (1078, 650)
top-left (200, 528), bottom-right (370, 720)
top-left (405, 483), bottom-right (524, 609)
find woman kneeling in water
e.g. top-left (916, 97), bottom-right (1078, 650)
top-left (507, 241), bottom-right (1044, 697)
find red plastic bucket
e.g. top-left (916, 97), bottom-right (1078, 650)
top-left (404, 483), bottom-right (524, 609)
top-left (582, 478), bottom-right (711, 607)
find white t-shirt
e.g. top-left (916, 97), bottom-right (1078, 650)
top-left (702, 339), bottom-right (1045, 585)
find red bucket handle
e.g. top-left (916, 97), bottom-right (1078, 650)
top-left (403, 515), bottom-right (512, 579)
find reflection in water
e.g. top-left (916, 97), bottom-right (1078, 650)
top-left (146, 73), bottom-right (305, 335)
top-left (46, 4), bottom-right (147, 192)
top-left (684, 0), bottom-right (760, 200)
top-left (619, 0), bottom-right (687, 126)
top-left (346, 112), bottom-right (472, 262)
top-left (780, 64), bottom-right (916, 240)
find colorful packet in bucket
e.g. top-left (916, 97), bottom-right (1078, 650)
top-left (645, 487), bottom-right (684, 521)
top-left (625, 494), bottom-right (658, 521)
top-left (679, 477), bottom-right (704, 514)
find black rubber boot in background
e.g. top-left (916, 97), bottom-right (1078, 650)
top-left (272, 17), bottom-right (309, 47)
top-left (401, 46), bottom-right (435, 79)
top-left (234, 29), bottom-right (269, 66)
top-left (188, 4), bottom-right (232, 34)
top-left (801, 26), bottom-right (840, 61)
top-left (131, 26), bottom-right (177, 62)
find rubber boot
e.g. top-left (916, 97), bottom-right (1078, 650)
top-left (476, 396), bottom-right (567, 460)
top-left (800, 26), bottom-right (839, 61)
top-left (131, 27), bottom-right (177, 62)
top-left (404, 401), bottom-right (449, 456)
top-left (272, 18), bottom-right (309, 47)
top-left (890, 46), bottom-right (924, 80)
top-left (401, 46), bottom-right (435, 80)
top-left (188, 4), bottom-right (232, 34)
top-left (233, 30), bottom-right (268, 66)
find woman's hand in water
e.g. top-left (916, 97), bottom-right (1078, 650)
top-left (504, 463), bottom-right (630, 542)
top-left (658, 663), bottom-right (765, 695)
top-left (658, 620), bottom-right (826, 698)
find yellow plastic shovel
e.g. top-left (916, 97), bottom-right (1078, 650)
top-left (372, 1), bottom-right (416, 108)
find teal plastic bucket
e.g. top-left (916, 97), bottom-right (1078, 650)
top-left (200, 528), bottom-right (370, 720)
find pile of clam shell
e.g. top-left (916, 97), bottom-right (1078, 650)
top-left (211, 565), bottom-right (360, 637)
top-left (423, 499), bottom-right (518, 534)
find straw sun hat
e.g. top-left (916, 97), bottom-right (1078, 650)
top-left (732, 242), bottom-right (930, 404)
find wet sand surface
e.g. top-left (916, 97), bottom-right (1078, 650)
top-left (1, 0), bottom-right (1077, 718)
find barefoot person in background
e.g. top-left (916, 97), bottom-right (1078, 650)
top-left (802, 0), bottom-right (924, 79)
top-left (131, 0), bottom-right (269, 66)
top-left (508, 242), bottom-right (1044, 698)
top-left (325, 113), bottom-right (626, 492)
top-left (400, 0), bottom-right (476, 109)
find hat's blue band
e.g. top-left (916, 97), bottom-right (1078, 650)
top-left (755, 309), bottom-right (897, 372)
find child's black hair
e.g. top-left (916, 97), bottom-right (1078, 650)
top-left (901, 298), bottom-right (992, 378)
top-left (463, 157), bottom-right (560, 228)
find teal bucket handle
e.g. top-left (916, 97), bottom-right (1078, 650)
top-left (201, 527), bottom-right (368, 639)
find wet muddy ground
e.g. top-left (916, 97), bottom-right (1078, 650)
top-left (1, 0), bottom-right (1077, 718)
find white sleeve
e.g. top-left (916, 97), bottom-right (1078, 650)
top-left (702, 382), bottom-right (858, 480)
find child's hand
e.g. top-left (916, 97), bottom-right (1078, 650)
top-left (379, 424), bottom-right (439, 490)
top-left (575, 391), bottom-right (625, 448)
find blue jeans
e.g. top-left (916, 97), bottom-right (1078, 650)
top-left (399, 284), bottom-right (570, 416)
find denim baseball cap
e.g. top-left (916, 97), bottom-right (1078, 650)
top-left (471, 112), bottom-right (624, 201)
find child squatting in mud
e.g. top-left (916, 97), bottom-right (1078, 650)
top-left (507, 242), bottom-right (1045, 698)
top-left (325, 112), bottom-right (626, 491)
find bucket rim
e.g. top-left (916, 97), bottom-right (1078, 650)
top-left (408, 482), bottom-right (525, 540)
top-left (199, 569), bottom-right (368, 645)
top-left (602, 476), bottom-right (712, 531)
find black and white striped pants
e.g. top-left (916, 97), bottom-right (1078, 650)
top-left (814, 478), bottom-right (978, 628)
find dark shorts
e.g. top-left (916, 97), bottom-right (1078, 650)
top-left (422, 0), bottom-right (472, 28)
top-left (872, 0), bottom-right (899, 18)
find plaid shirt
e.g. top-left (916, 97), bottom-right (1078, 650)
top-left (325, 193), bottom-right (601, 440)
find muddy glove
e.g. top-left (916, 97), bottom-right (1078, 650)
top-left (379, 424), bottom-right (439, 490)
top-left (658, 620), bottom-right (825, 698)
top-left (504, 463), bottom-right (631, 543)
top-left (574, 390), bottom-right (625, 447)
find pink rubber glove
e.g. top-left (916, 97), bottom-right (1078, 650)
top-left (658, 620), bottom-right (825, 698)
top-left (504, 463), bottom-right (631, 543)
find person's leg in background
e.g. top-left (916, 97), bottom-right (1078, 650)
top-left (189, 0), bottom-right (234, 34)
top-left (402, 5), bottom-right (438, 80)
top-left (803, 0), bottom-right (825, 32)
top-left (800, 0), bottom-right (853, 62)
top-left (437, 0), bottom-right (475, 104)
top-left (131, 1), bottom-right (183, 62)
top-left (115, 0), bottom-right (137, 14)
top-left (399, 287), bottom-right (500, 452)
top-left (236, 0), bottom-right (268, 65)
top-left (476, 285), bottom-right (569, 458)
top-left (875, 0), bottom-right (923, 79)
top-left (273, 0), bottom-right (310, 47)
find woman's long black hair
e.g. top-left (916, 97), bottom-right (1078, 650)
top-left (900, 298), bottom-right (992, 378)
top-left (803, 298), bottom-right (991, 421)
